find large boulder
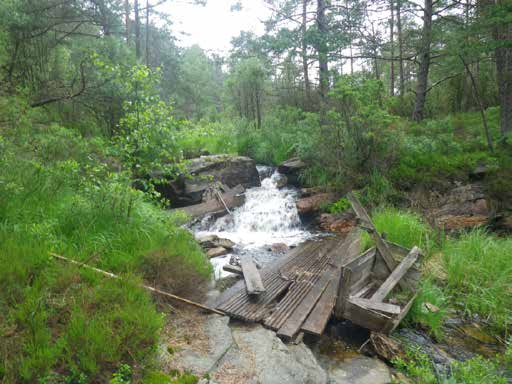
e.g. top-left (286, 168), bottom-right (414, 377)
top-left (278, 157), bottom-right (306, 187)
top-left (430, 184), bottom-right (491, 230)
top-left (296, 192), bottom-right (338, 215)
top-left (158, 155), bottom-right (260, 207)
top-left (317, 211), bottom-right (357, 234)
top-left (168, 315), bottom-right (328, 384)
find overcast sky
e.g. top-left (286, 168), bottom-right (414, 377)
top-left (160, 0), bottom-right (271, 54)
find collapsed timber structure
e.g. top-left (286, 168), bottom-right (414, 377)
top-left (216, 192), bottom-right (422, 340)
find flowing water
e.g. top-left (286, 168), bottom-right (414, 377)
top-left (193, 166), bottom-right (314, 279)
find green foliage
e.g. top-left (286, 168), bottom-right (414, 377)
top-left (442, 229), bottom-right (512, 335)
top-left (327, 197), bottom-right (350, 214)
top-left (177, 120), bottom-right (238, 158)
top-left (406, 279), bottom-right (448, 340)
top-left (393, 348), bottom-right (507, 384)
top-left (0, 114), bottom-right (210, 381)
top-left (360, 207), bottom-right (433, 254)
top-left (110, 364), bottom-right (133, 384)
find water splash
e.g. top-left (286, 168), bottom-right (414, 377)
top-left (195, 167), bottom-right (312, 278)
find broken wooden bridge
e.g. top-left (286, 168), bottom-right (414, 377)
top-left (215, 193), bottom-right (422, 341)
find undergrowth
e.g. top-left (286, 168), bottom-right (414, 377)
top-left (0, 122), bottom-right (211, 382)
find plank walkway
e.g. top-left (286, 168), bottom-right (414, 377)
top-left (216, 231), bottom-right (360, 340)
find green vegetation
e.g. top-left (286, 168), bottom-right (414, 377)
top-left (0, 0), bottom-right (510, 382)
top-left (443, 230), bottom-right (512, 334)
top-left (392, 348), bottom-right (507, 384)
top-left (361, 207), bottom-right (434, 254)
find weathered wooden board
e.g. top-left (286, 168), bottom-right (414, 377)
top-left (277, 267), bottom-right (334, 340)
top-left (349, 297), bottom-right (401, 315)
top-left (240, 254), bottom-right (265, 295)
top-left (347, 192), bottom-right (413, 291)
top-left (371, 246), bottom-right (420, 302)
top-left (223, 264), bottom-right (243, 275)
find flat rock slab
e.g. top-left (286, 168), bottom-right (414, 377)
top-left (163, 311), bottom-right (392, 384)
top-left (324, 356), bottom-right (391, 384)
top-left (167, 314), bottom-right (327, 384)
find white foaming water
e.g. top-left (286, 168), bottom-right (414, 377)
top-left (195, 167), bottom-right (312, 278)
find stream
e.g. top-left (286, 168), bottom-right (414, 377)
top-left (192, 166), bottom-right (315, 279)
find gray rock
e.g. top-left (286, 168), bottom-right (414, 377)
top-left (157, 155), bottom-right (260, 207)
top-left (197, 234), bottom-right (235, 250)
top-left (223, 323), bottom-right (328, 384)
top-left (325, 356), bottom-right (391, 384)
top-left (278, 157), bottom-right (306, 187)
top-left (207, 247), bottom-right (228, 258)
top-left (274, 174), bottom-right (288, 188)
top-left (173, 315), bottom-right (234, 375)
top-left (172, 316), bottom-right (328, 384)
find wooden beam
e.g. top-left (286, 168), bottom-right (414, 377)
top-left (50, 253), bottom-right (225, 315)
top-left (347, 192), bottom-right (413, 291)
top-left (240, 254), bottom-right (265, 295)
top-left (350, 297), bottom-right (401, 315)
top-left (223, 264), bottom-right (243, 275)
top-left (371, 247), bottom-right (421, 302)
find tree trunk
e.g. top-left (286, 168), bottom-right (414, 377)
top-left (412, 0), bottom-right (433, 121)
top-left (134, 0), bottom-right (141, 60)
top-left (125, 0), bottom-right (131, 45)
top-left (389, 0), bottom-right (395, 96)
top-left (461, 55), bottom-right (494, 152)
top-left (146, 0), bottom-right (150, 65)
top-left (396, 0), bottom-right (405, 96)
top-left (316, 0), bottom-right (329, 99)
top-left (302, 0), bottom-right (310, 102)
top-left (495, 0), bottom-right (512, 139)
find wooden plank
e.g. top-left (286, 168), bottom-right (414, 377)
top-left (240, 254), bottom-right (265, 296)
top-left (301, 279), bottom-right (336, 335)
top-left (371, 246), bottom-right (421, 302)
top-left (350, 297), bottom-right (401, 315)
top-left (347, 192), bottom-right (413, 291)
top-left (223, 264), bottom-right (243, 275)
top-left (277, 267), bottom-right (333, 340)
top-left (302, 232), bottom-right (358, 335)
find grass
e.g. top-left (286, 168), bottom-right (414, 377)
top-left (392, 347), bottom-right (508, 384)
top-left (442, 229), bottom-right (512, 335)
top-left (361, 207), bottom-right (434, 254)
top-left (0, 124), bottom-right (212, 382)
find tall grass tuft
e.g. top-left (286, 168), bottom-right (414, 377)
top-left (443, 229), bottom-right (512, 335)
top-left (361, 207), bottom-right (434, 254)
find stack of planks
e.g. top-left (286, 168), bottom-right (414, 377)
top-left (216, 231), bottom-right (360, 340)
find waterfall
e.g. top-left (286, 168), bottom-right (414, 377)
top-left (194, 166), bottom-right (312, 278)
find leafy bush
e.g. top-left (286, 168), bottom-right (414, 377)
top-left (442, 229), bottom-right (512, 334)
top-left (326, 197), bottom-right (350, 214)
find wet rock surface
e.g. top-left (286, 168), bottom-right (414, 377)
top-left (430, 183), bottom-right (491, 230)
top-left (278, 157), bottom-right (306, 187)
top-left (317, 211), bottom-right (357, 234)
top-left (297, 192), bottom-right (338, 215)
top-left (157, 155), bottom-right (260, 207)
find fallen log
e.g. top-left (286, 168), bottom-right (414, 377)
top-left (172, 185), bottom-right (245, 219)
top-left (50, 253), bottom-right (224, 315)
